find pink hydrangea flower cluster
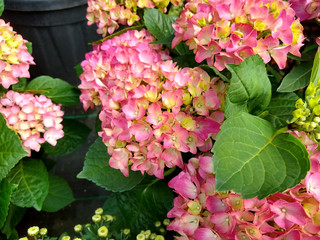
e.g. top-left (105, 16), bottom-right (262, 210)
top-left (172, 0), bottom-right (305, 71)
top-left (289, 0), bottom-right (320, 21)
top-left (86, 0), bottom-right (183, 36)
top-left (79, 29), bottom-right (227, 178)
top-left (167, 132), bottom-right (320, 240)
top-left (0, 91), bottom-right (64, 155)
top-left (0, 19), bottom-right (35, 88)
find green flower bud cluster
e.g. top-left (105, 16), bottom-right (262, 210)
top-left (19, 226), bottom-right (48, 240)
top-left (291, 79), bottom-right (320, 142)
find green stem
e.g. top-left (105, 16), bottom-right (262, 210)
top-left (63, 114), bottom-right (97, 119)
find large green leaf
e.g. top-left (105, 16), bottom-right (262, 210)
top-left (0, 204), bottom-right (26, 239)
top-left (277, 61), bottom-right (312, 92)
top-left (6, 159), bottom-right (49, 211)
top-left (0, 180), bottom-right (15, 229)
top-left (0, 114), bottom-right (28, 181)
top-left (103, 177), bottom-right (173, 236)
top-left (42, 119), bottom-right (91, 156)
top-left (311, 51), bottom-right (320, 85)
top-left (263, 92), bottom-right (299, 129)
top-left (225, 55), bottom-right (271, 118)
top-left (0, 0), bottom-right (4, 17)
top-left (42, 174), bottom-right (74, 212)
top-left (25, 75), bottom-right (80, 106)
top-left (77, 138), bottom-right (144, 192)
top-left (212, 112), bottom-right (310, 199)
top-left (144, 8), bottom-right (176, 45)
top-left (144, 8), bottom-right (192, 56)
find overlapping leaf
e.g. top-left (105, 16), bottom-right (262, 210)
top-left (25, 75), bottom-right (80, 106)
top-left (0, 180), bottom-right (15, 228)
top-left (225, 55), bottom-right (271, 118)
top-left (0, 114), bottom-right (27, 181)
top-left (42, 174), bottom-right (74, 212)
top-left (6, 159), bottom-right (49, 210)
top-left (212, 112), bottom-right (310, 199)
top-left (77, 138), bottom-right (144, 192)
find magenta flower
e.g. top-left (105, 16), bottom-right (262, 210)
top-left (289, 0), bottom-right (320, 21)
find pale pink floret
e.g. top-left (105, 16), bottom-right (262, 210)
top-left (0, 91), bottom-right (64, 154)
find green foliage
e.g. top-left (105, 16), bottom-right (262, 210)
top-left (310, 51), bottom-right (320, 85)
top-left (25, 42), bottom-right (32, 55)
top-left (262, 92), bottom-right (299, 129)
top-left (225, 55), bottom-right (271, 118)
top-left (0, 114), bottom-right (28, 181)
top-left (42, 174), bottom-right (74, 212)
top-left (74, 63), bottom-right (83, 77)
top-left (212, 112), bottom-right (310, 199)
top-left (0, 180), bottom-right (15, 229)
top-left (143, 8), bottom-right (192, 56)
top-left (103, 176), bottom-right (173, 236)
top-left (277, 61), bottom-right (312, 92)
top-left (11, 78), bottom-right (27, 91)
top-left (0, 205), bottom-right (26, 239)
top-left (6, 159), bottom-right (49, 211)
top-left (0, 0), bottom-right (4, 17)
top-left (42, 119), bottom-right (91, 156)
top-left (77, 138), bottom-right (144, 192)
top-left (25, 76), bottom-right (80, 106)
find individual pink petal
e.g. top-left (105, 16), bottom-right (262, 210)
top-left (194, 228), bottom-right (221, 240)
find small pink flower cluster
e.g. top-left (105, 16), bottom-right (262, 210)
top-left (172, 0), bottom-right (305, 71)
top-left (0, 19), bottom-right (35, 88)
top-left (0, 91), bottom-right (64, 154)
top-left (167, 133), bottom-right (320, 240)
top-left (79, 29), bottom-right (226, 178)
top-left (86, 0), bottom-right (183, 36)
top-left (289, 0), bottom-right (320, 21)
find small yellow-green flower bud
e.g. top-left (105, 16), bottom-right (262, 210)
top-left (74, 224), bottom-right (83, 232)
top-left (155, 221), bottom-right (161, 227)
top-left (98, 226), bottom-right (108, 238)
top-left (163, 219), bottom-right (170, 226)
top-left (27, 226), bottom-right (39, 236)
top-left (159, 227), bottom-right (165, 234)
top-left (19, 237), bottom-right (28, 240)
top-left (61, 236), bottom-right (71, 240)
top-left (187, 200), bottom-right (202, 215)
top-left (144, 230), bottom-right (151, 238)
top-left (92, 214), bottom-right (102, 223)
top-left (137, 233), bottom-right (146, 240)
top-left (123, 228), bottom-right (130, 235)
top-left (85, 223), bottom-right (91, 228)
top-left (311, 122), bottom-right (317, 129)
top-left (73, 238), bottom-right (82, 240)
top-left (314, 105), bottom-right (320, 115)
top-left (95, 207), bottom-right (103, 215)
top-left (155, 235), bottom-right (165, 240)
top-left (314, 117), bottom-right (320, 123)
top-left (40, 227), bottom-right (48, 236)
top-left (102, 214), bottom-right (114, 222)
top-left (150, 233), bottom-right (157, 239)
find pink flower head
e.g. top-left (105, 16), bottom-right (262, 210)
top-left (0, 91), bottom-right (64, 154)
top-left (173, 0), bottom-right (305, 70)
top-left (289, 0), bottom-right (320, 21)
top-left (0, 20), bottom-right (34, 88)
top-left (80, 29), bottom-right (227, 178)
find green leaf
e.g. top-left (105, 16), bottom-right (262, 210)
top-left (201, 65), bottom-right (231, 83)
top-left (0, 114), bottom-right (28, 181)
top-left (0, 0), bottom-right (4, 17)
top-left (212, 112), bottom-right (310, 199)
top-left (42, 174), bottom-right (74, 212)
top-left (74, 63), bottom-right (83, 78)
top-left (173, 54), bottom-right (199, 68)
top-left (25, 42), bottom-right (32, 55)
top-left (311, 51), bottom-right (320, 85)
top-left (11, 78), bottom-right (27, 91)
top-left (0, 204), bottom-right (26, 239)
top-left (0, 180), bottom-right (15, 229)
top-left (25, 76), bottom-right (80, 106)
top-left (262, 92), bottom-right (299, 129)
top-left (6, 159), bottom-right (49, 211)
top-left (277, 61), bottom-right (312, 92)
top-left (42, 119), bottom-right (91, 156)
top-left (103, 177), bottom-right (173, 236)
top-left (77, 138), bottom-right (144, 192)
top-left (144, 8), bottom-right (176, 45)
top-left (225, 55), bottom-right (271, 118)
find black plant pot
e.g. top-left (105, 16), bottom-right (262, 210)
top-left (2, 0), bottom-right (100, 85)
